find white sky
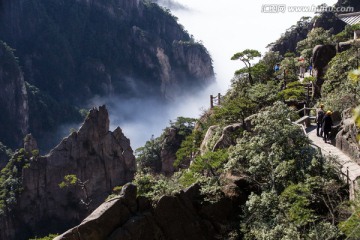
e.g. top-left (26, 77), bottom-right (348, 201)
top-left (170, 0), bottom-right (339, 93)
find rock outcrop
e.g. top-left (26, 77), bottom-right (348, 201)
top-left (0, 41), bottom-right (28, 148)
top-left (0, 106), bottom-right (136, 240)
top-left (23, 134), bottom-right (38, 153)
top-left (200, 123), bottom-right (244, 154)
top-left (55, 183), bottom-right (239, 240)
top-left (200, 125), bottom-right (221, 154)
top-left (160, 127), bottom-right (185, 176)
top-left (213, 123), bottom-right (244, 151)
top-left (312, 44), bottom-right (337, 97)
top-left (336, 108), bottom-right (360, 163)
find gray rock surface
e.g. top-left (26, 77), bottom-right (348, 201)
top-left (336, 108), bottom-right (360, 163)
top-left (200, 123), bottom-right (244, 154)
top-left (312, 44), bottom-right (337, 97)
top-left (160, 127), bottom-right (181, 176)
top-left (0, 105), bottom-right (136, 240)
top-left (55, 183), bottom-right (237, 240)
top-left (0, 41), bottom-right (28, 147)
top-left (213, 123), bottom-right (243, 151)
top-left (23, 134), bottom-right (38, 153)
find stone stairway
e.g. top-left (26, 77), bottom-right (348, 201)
top-left (306, 124), bottom-right (360, 199)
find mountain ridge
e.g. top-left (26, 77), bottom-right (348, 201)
top-left (0, 0), bottom-right (214, 149)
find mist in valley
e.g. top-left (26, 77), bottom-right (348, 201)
top-left (53, 0), bottom-right (340, 152)
top-left (88, 81), bottom-right (221, 150)
top-left (83, 0), bottom-right (339, 150)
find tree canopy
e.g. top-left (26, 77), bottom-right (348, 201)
top-left (231, 49), bottom-right (261, 84)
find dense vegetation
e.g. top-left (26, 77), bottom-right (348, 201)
top-left (133, 15), bottom-right (360, 238)
top-left (0, 148), bottom-right (38, 215)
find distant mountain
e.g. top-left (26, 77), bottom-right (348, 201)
top-left (0, 0), bottom-right (214, 149)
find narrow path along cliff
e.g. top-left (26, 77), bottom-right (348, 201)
top-left (306, 124), bottom-right (360, 199)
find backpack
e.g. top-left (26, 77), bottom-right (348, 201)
top-left (317, 110), bottom-right (324, 123)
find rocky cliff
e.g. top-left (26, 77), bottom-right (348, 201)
top-left (0, 106), bottom-right (136, 240)
top-left (0, 41), bottom-right (28, 148)
top-left (336, 108), bottom-right (360, 163)
top-left (0, 0), bottom-right (214, 150)
top-left (54, 183), bottom-right (241, 240)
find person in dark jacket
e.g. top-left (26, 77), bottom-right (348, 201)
top-left (316, 104), bottom-right (325, 137)
top-left (322, 111), bottom-right (333, 143)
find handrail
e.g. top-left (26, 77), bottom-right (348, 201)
top-left (291, 121), bottom-right (351, 184)
top-left (296, 107), bottom-right (316, 114)
top-left (295, 122), bottom-right (307, 136)
top-left (309, 144), bottom-right (350, 185)
top-left (293, 112), bottom-right (352, 196)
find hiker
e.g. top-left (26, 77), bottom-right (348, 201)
top-left (316, 104), bottom-right (325, 137)
top-left (298, 57), bottom-right (305, 78)
top-left (309, 65), bottom-right (313, 76)
top-left (299, 65), bottom-right (306, 78)
top-left (322, 111), bottom-right (333, 143)
top-left (274, 63), bottom-right (280, 72)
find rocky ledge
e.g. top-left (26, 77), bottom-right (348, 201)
top-left (55, 183), bottom-right (235, 240)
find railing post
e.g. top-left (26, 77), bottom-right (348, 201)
top-left (303, 104), bottom-right (306, 116)
top-left (210, 95), bottom-right (213, 109)
top-left (307, 85), bottom-right (310, 105)
top-left (218, 93), bottom-right (221, 105)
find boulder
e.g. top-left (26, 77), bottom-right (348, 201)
top-left (312, 44), bottom-right (337, 97)
top-left (336, 108), bottom-right (360, 163)
top-left (200, 124), bottom-right (244, 154)
top-left (55, 183), bottom-right (242, 240)
top-left (54, 195), bottom-right (132, 240)
top-left (213, 123), bottom-right (243, 151)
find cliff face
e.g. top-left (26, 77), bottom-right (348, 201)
top-left (0, 0), bottom-right (214, 149)
top-left (0, 0), bottom-right (214, 100)
top-left (0, 106), bottom-right (136, 240)
top-left (0, 41), bottom-right (28, 148)
top-left (54, 183), bottom-right (238, 240)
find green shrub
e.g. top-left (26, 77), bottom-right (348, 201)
top-left (105, 185), bottom-right (123, 201)
top-left (303, 76), bottom-right (315, 84)
top-left (280, 184), bottom-right (315, 226)
top-left (58, 175), bottom-right (78, 188)
top-left (190, 150), bottom-right (228, 177)
top-left (278, 81), bottom-right (306, 101)
top-left (0, 148), bottom-right (37, 215)
top-left (29, 233), bottom-right (58, 240)
top-left (133, 172), bottom-right (182, 202)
